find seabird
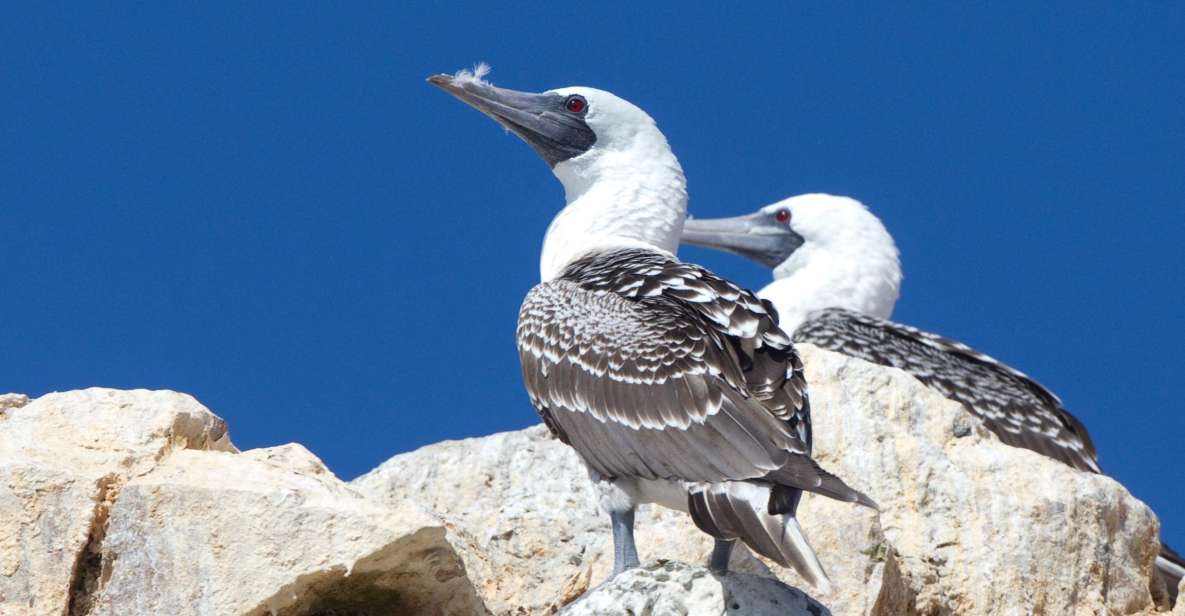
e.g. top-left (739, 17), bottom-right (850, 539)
top-left (681, 193), bottom-right (1185, 599)
top-left (428, 67), bottom-right (875, 590)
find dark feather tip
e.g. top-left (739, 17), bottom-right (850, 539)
top-left (855, 491), bottom-right (880, 511)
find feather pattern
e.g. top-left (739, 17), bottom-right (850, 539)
top-left (516, 248), bottom-right (873, 506)
top-left (688, 482), bottom-right (831, 594)
top-left (794, 307), bottom-right (1100, 473)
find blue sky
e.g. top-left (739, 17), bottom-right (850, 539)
top-left (3, 4), bottom-right (1182, 547)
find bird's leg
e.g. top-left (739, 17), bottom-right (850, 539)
top-left (709, 538), bottom-right (736, 573)
top-left (609, 508), bottom-right (640, 575)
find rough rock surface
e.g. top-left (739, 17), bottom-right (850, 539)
top-left (0, 393), bottom-right (31, 415)
top-left (0, 389), bottom-right (485, 616)
top-left (2, 343), bottom-right (1177, 615)
top-left (556, 561), bottom-right (831, 616)
top-left (0, 389), bottom-right (233, 615)
top-left (355, 345), bottom-right (1170, 616)
top-left (89, 447), bottom-right (485, 615)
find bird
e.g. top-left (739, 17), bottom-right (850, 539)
top-left (428, 66), bottom-right (876, 591)
top-left (680, 192), bottom-right (1185, 600)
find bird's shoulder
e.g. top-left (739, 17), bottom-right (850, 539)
top-left (556, 248), bottom-right (789, 342)
top-left (514, 248), bottom-right (822, 484)
top-left (552, 248), bottom-right (791, 342)
top-left (518, 248), bottom-right (811, 444)
top-left (518, 248), bottom-right (765, 389)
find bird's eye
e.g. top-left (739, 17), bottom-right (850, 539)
top-left (565, 96), bottom-right (587, 113)
top-left (775, 209), bottom-right (791, 224)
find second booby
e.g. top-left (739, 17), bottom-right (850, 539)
top-left (682, 192), bottom-right (1185, 598)
top-left (429, 68), bottom-right (875, 590)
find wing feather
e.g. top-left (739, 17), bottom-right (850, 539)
top-left (794, 307), bottom-right (1100, 473)
top-left (517, 249), bottom-right (871, 505)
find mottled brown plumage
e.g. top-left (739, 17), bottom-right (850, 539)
top-left (795, 307), bottom-right (1099, 473)
top-left (517, 249), bottom-right (874, 513)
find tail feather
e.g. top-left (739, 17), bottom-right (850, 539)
top-left (1158, 543), bottom-right (1184, 604)
top-left (688, 481), bottom-right (831, 594)
top-left (765, 456), bottom-right (879, 511)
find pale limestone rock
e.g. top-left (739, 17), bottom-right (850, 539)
top-left (352, 423), bottom-right (609, 615)
top-left (0, 389), bottom-right (486, 616)
top-left (87, 445), bottom-right (485, 615)
top-left (800, 345), bottom-right (1161, 616)
top-left (3, 339), bottom-right (1173, 615)
top-left (355, 345), bottom-right (1168, 615)
top-left (0, 388), bottom-right (233, 470)
top-left (0, 388), bottom-right (232, 616)
top-left (556, 561), bottom-right (830, 616)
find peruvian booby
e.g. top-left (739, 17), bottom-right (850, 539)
top-left (681, 193), bottom-right (1185, 598)
top-left (428, 67), bottom-right (875, 590)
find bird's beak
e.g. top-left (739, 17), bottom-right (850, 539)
top-left (427, 73), bottom-right (595, 167)
top-left (682, 212), bottom-right (804, 269)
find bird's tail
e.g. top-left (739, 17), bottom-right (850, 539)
top-left (687, 481), bottom-right (831, 594)
top-left (1157, 543), bottom-right (1185, 604)
top-left (764, 457), bottom-right (879, 511)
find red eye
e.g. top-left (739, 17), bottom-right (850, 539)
top-left (775, 209), bottom-right (791, 223)
top-left (565, 96), bottom-right (586, 113)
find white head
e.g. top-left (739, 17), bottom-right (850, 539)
top-left (682, 194), bottom-right (901, 331)
top-left (429, 66), bottom-right (686, 281)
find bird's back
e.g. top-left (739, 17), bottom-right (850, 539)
top-left (516, 248), bottom-right (873, 507)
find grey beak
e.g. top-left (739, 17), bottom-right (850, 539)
top-left (682, 212), bottom-right (804, 269)
top-left (428, 74), bottom-right (595, 167)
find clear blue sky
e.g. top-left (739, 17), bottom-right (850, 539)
top-left (3, 4), bottom-right (1182, 547)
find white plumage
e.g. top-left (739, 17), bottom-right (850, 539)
top-left (759, 194), bottom-right (901, 332)
top-left (538, 88), bottom-right (686, 281)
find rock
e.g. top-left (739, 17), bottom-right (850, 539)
top-left (556, 561), bottom-right (830, 616)
top-left (88, 446), bottom-right (485, 615)
top-left (3, 341), bottom-right (1175, 615)
top-left (0, 389), bottom-right (233, 615)
top-left (355, 345), bottom-right (1169, 615)
top-left (0, 389), bottom-right (486, 616)
top-left (800, 345), bottom-right (1161, 616)
top-left (0, 393), bottom-right (30, 415)
top-left (352, 424), bottom-right (603, 615)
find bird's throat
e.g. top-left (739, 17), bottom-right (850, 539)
top-left (540, 158), bottom-right (687, 281)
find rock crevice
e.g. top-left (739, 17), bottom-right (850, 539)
top-left (66, 474), bottom-right (119, 616)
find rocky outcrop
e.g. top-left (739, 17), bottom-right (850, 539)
top-left (1, 344), bottom-right (1178, 615)
top-left (354, 345), bottom-right (1171, 616)
top-left (351, 422), bottom-right (600, 614)
top-left (0, 389), bottom-right (233, 615)
top-left (89, 446), bottom-right (485, 615)
top-left (0, 389), bottom-right (483, 616)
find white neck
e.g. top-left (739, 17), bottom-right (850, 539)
top-left (758, 221), bottom-right (901, 332)
top-left (539, 140), bottom-right (687, 281)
